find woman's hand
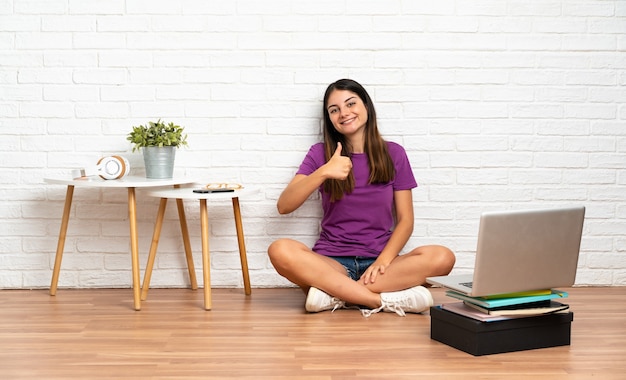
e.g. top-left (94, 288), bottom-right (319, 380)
top-left (361, 262), bottom-right (389, 285)
top-left (323, 142), bottom-right (352, 180)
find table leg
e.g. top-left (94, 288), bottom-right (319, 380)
top-left (232, 197), bottom-right (251, 296)
top-left (50, 185), bottom-right (74, 296)
top-left (175, 198), bottom-right (198, 290)
top-left (141, 197), bottom-right (168, 301)
top-left (127, 187), bottom-right (141, 311)
top-left (199, 199), bottom-right (212, 310)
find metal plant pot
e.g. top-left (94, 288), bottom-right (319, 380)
top-left (142, 146), bottom-right (176, 179)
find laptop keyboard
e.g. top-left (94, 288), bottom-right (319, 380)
top-left (460, 282), bottom-right (473, 288)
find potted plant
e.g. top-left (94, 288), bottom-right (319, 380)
top-left (127, 119), bottom-right (188, 179)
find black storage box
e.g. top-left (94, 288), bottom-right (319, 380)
top-left (430, 306), bottom-right (573, 356)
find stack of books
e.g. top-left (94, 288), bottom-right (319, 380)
top-left (440, 289), bottom-right (570, 322)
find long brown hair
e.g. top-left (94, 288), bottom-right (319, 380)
top-left (322, 79), bottom-right (395, 202)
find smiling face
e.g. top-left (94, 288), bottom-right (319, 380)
top-left (326, 89), bottom-right (369, 142)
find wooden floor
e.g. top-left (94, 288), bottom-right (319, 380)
top-left (0, 287), bottom-right (624, 379)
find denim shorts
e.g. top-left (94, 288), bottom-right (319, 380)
top-left (328, 256), bottom-right (377, 281)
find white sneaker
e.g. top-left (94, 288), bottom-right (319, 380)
top-left (361, 286), bottom-right (434, 317)
top-left (305, 287), bottom-right (346, 313)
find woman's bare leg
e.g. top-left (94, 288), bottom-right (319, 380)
top-left (268, 238), bottom-right (382, 308)
top-left (268, 240), bottom-right (455, 309)
top-left (360, 245), bottom-right (456, 293)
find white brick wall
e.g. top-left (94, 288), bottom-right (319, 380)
top-left (1, 1), bottom-right (624, 289)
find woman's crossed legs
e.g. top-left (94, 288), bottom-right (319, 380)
top-left (268, 238), bottom-right (455, 310)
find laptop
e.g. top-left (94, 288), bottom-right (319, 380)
top-left (426, 206), bottom-right (585, 297)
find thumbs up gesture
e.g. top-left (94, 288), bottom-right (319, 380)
top-left (325, 142), bottom-right (352, 180)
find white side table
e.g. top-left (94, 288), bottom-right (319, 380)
top-left (141, 186), bottom-right (256, 310)
top-left (44, 176), bottom-right (195, 311)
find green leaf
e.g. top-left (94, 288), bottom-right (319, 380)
top-left (126, 119), bottom-right (188, 152)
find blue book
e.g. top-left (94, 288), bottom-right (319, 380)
top-left (445, 289), bottom-right (569, 308)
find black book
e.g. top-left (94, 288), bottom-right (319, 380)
top-left (463, 300), bottom-right (570, 316)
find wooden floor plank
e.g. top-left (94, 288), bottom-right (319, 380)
top-left (0, 287), bottom-right (624, 379)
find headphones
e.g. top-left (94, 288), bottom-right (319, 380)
top-left (72, 155), bottom-right (130, 180)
